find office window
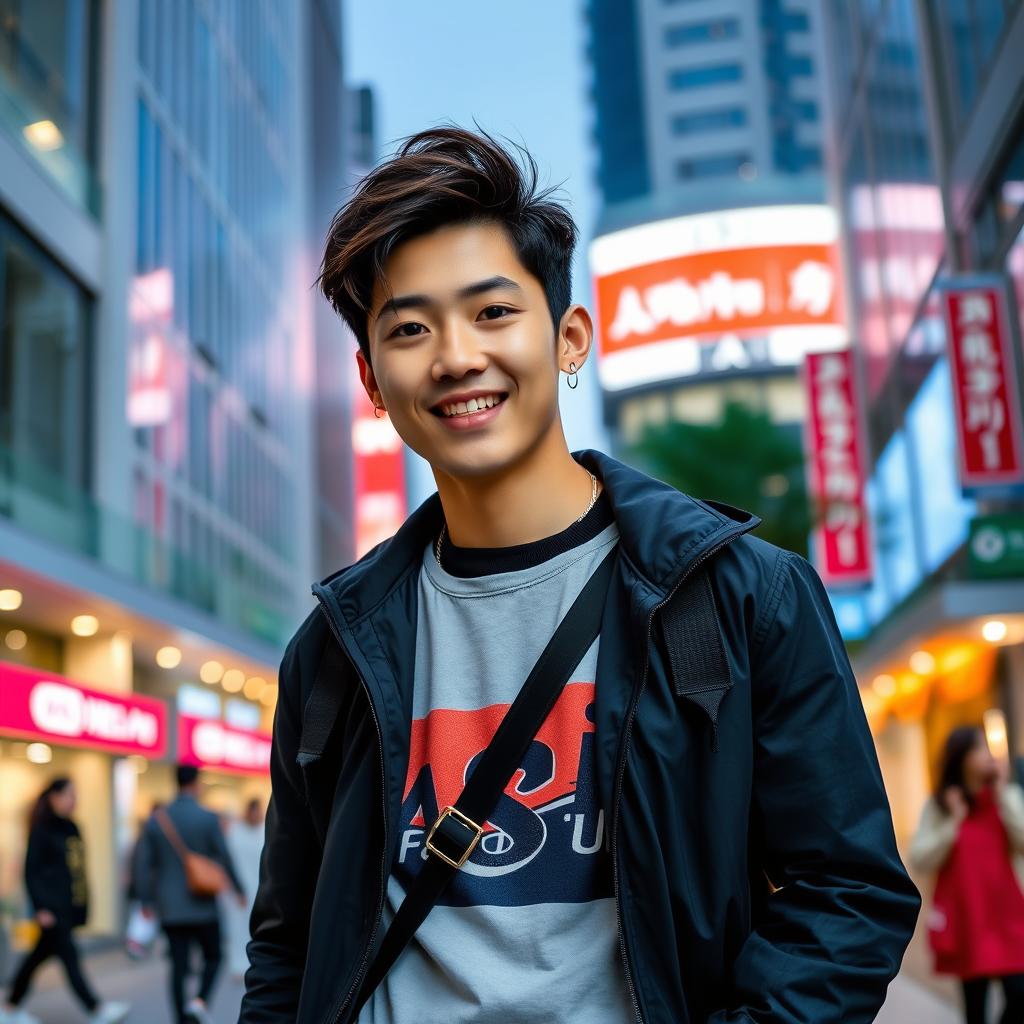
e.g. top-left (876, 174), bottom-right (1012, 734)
top-left (671, 107), bottom-right (747, 135)
top-left (668, 63), bottom-right (743, 90)
top-left (0, 212), bottom-right (91, 489)
top-left (664, 18), bottom-right (740, 47)
top-left (676, 153), bottom-right (750, 179)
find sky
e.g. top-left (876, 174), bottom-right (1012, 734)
top-left (343, 0), bottom-right (609, 499)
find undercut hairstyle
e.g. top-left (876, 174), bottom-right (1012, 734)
top-left (317, 126), bottom-right (578, 358)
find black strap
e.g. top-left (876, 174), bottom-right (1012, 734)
top-left (352, 544), bottom-right (618, 1014)
top-left (660, 568), bottom-right (732, 751)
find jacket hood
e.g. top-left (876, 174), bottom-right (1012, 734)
top-left (316, 449), bottom-right (760, 624)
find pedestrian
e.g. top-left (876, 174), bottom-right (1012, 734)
top-left (224, 798), bottom-right (264, 979)
top-left (240, 126), bottom-right (919, 1024)
top-left (0, 778), bottom-right (129, 1024)
top-left (910, 725), bottom-right (1024, 1024)
top-left (136, 766), bottom-right (245, 1024)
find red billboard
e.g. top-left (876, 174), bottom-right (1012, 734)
top-left (941, 278), bottom-right (1024, 488)
top-left (803, 350), bottom-right (873, 586)
top-left (352, 387), bottom-right (407, 558)
top-left (178, 714), bottom-right (271, 776)
top-left (0, 660), bottom-right (167, 757)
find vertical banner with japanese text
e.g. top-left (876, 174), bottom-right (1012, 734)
top-left (940, 278), bottom-right (1024, 489)
top-left (803, 349), bottom-right (873, 586)
top-left (352, 387), bottom-right (407, 558)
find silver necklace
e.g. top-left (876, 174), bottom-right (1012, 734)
top-left (434, 471), bottom-right (599, 568)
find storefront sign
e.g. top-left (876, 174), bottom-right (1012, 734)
top-left (178, 715), bottom-right (271, 775)
top-left (968, 514), bottom-right (1024, 579)
top-left (0, 661), bottom-right (167, 757)
top-left (589, 205), bottom-right (846, 391)
top-left (803, 349), bottom-right (873, 586)
top-left (941, 278), bottom-right (1024, 488)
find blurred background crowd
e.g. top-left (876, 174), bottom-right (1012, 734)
top-left (1, 0), bottom-right (1024, 1020)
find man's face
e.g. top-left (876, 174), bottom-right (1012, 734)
top-left (361, 221), bottom-right (575, 480)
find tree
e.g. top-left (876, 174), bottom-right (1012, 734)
top-left (630, 400), bottom-right (811, 557)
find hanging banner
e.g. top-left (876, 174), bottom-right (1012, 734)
top-left (803, 349), bottom-right (873, 586)
top-left (941, 277), bottom-right (1024, 489)
top-left (351, 387), bottom-right (407, 558)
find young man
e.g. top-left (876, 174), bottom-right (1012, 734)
top-left (137, 766), bottom-right (245, 1024)
top-left (240, 128), bottom-right (919, 1024)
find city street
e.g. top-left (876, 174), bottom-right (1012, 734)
top-left (14, 945), bottom-right (960, 1024)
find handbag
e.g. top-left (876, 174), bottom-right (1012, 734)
top-left (154, 808), bottom-right (229, 898)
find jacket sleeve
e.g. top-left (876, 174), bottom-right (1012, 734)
top-left (133, 819), bottom-right (157, 908)
top-left (908, 798), bottom-right (959, 872)
top-left (24, 828), bottom-right (54, 915)
top-left (998, 783), bottom-right (1024, 851)
top-left (240, 633), bottom-right (323, 1023)
top-left (709, 552), bottom-right (920, 1024)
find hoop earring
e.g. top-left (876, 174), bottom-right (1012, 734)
top-left (567, 361), bottom-right (579, 390)
top-left (374, 406), bottom-right (384, 419)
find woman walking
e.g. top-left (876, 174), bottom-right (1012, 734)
top-left (0, 778), bottom-right (129, 1024)
top-left (911, 726), bottom-right (1024, 1024)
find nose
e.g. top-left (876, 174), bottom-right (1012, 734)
top-left (431, 317), bottom-right (489, 382)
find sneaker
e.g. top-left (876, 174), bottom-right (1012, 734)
top-left (184, 998), bottom-right (213, 1024)
top-left (89, 1002), bottom-right (130, 1024)
top-left (0, 1009), bottom-right (42, 1024)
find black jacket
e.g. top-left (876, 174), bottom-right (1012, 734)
top-left (25, 815), bottom-right (88, 929)
top-left (241, 451), bottom-right (920, 1024)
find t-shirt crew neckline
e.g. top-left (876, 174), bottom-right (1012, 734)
top-left (433, 490), bottom-right (614, 580)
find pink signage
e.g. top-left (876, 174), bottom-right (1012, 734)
top-left (178, 715), bottom-right (271, 776)
top-left (0, 660), bottom-right (167, 757)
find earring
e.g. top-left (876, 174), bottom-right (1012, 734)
top-left (567, 361), bottom-right (579, 390)
top-left (374, 405), bottom-right (384, 419)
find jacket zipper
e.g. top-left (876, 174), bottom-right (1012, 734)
top-left (312, 594), bottom-right (390, 1024)
top-left (611, 525), bottom-right (750, 1024)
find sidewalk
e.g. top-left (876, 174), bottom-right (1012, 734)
top-left (10, 945), bottom-right (960, 1023)
top-left (4, 946), bottom-right (244, 1024)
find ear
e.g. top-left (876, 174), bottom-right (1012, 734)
top-left (557, 304), bottom-right (594, 374)
top-left (356, 349), bottom-right (383, 409)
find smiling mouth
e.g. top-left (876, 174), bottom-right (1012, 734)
top-left (432, 392), bottom-right (509, 418)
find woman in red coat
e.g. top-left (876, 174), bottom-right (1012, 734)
top-left (911, 726), bottom-right (1024, 1024)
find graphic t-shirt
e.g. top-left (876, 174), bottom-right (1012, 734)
top-left (358, 502), bottom-right (633, 1023)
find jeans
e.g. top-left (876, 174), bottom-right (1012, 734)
top-left (8, 922), bottom-right (99, 1012)
top-left (163, 920), bottom-right (223, 1024)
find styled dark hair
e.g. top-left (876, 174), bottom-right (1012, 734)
top-left (318, 126), bottom-right (578, 357)
top-left (935, 725), bottom-right (986, 812)
top-left (176, 764), bottom-right (200, 789)
top-left (30, 777), bottom-right (72, 831)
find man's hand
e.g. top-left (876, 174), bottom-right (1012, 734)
top-left (140, 906), bottom-right (155, 921)
top-left (35, 909), bottom-right (56, 928)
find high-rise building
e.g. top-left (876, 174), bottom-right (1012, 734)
top-left (820, 0), bottom-right (1024, 974)
top-left (0, 0), bottom-right (353, 934)
top-left (587, 0), bottom-right (825, 205)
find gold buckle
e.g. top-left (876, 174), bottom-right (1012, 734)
top-left (425, 806), bottom-right (484, 869)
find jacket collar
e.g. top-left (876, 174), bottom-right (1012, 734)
top-left (315, 449), bottom-right (760, 624)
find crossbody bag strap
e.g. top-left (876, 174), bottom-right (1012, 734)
top-left (352, 543), bottom-right (619, 1015)
top-left (154, 808), bottom-right (192, 864)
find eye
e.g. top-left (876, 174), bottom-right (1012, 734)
top-left (388, 321), bottom-right (427, 339)
top-left (479, 304), bottom-right (515, 321)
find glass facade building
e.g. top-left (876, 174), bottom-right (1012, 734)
top-left (822, 4), bottom-right (1024, 981)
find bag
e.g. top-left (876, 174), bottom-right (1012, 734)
top-left (124, 902), bottom-right (158, 958)
top-left (154, 809), bottom-right (229, 898)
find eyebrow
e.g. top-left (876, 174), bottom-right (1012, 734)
top-left (374, 275), bottom-right (524, 322)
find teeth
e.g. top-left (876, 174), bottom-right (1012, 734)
top-left (440, 395), bottom-right (503, 417)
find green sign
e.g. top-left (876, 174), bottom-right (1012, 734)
top-left (969, 515), bottom-right (1024, 579)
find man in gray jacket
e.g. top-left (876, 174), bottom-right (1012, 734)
top-left (137, 766), bottom-right (245, 1024)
